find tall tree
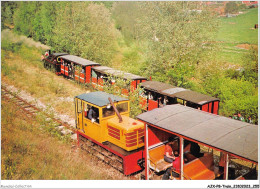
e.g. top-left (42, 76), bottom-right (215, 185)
top-left (1, 1), bottom-right (17, 30)
top-left (136, 2), bottom-right (218, 86)
top-left (112, 2), bottom-right (141, 43)
top-left (52, 2), bottom-right (119, 66)
top-left (13, 2), bottom-right (38, 37)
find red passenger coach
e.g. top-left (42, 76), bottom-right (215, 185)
top-left (137, 104), bottom-right (258, 180)
top-left (92, 66), bottom-right (147, 95)
top-left (59, 55), bottom-right (100, 83)
top-left (141, 81), bottom-right (220, 114)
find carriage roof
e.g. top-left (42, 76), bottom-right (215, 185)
top-left (141, 81), bottom-right (173, 92)
top-left (93, 66), bottom-right (147, 81)
top-left (141, 81), bottom-right (219, 105)
top-left (52, 53), bottom-right (69, 57)
top-left (60, 55), bottom-right (100, 66)
top-left (75, 91), bottom-right (128, 107)
top-left (137, 104), bottom-right (258, 163)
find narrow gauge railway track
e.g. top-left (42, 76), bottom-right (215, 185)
top-left (1, 85), bottom-right (140, 179)
top-left (1, 85), bottom-right (75, 132)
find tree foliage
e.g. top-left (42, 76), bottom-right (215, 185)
top-left (135, 2), bottom-right (218, 86)
top-left (1, 1), bottom-right (17, 30)
top-left (52, 2), bottom-right (118, 66)
top-left (225, 2), bottom-right (239, 14)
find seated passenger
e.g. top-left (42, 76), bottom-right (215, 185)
top-left (190, 142), bottom-right (204, 158)
top-left (81, 67), bottom-right (85, 74)
top-left (163, 96), bottom-right (169, 106)
top-left (164, 136), bottom-right (177, 163)
top-left (88, 106), bottom-right (99, 123)
top-left (148, 92), bottom-right (154, 100)
top-left (162, 151), bottom-right (181, 180)
top-left (88, 106), bottom-right (95, 122)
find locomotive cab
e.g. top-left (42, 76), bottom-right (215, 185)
top-left (75, 91), bottom-right (145, 175)
top-left (75, 91), bottom-right (144, 151)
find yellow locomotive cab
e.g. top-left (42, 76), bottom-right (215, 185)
top-left (75, 91), bottom-right (144, 151)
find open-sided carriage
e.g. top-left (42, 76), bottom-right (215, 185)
top-left (59, 55), bottom-right (100, 84)
top-left (92, 66), bottom-right (147, 95)
top-left (141, 81), bottom-right (220, 114)
top-left (137, 104), bottom-right (258, 180)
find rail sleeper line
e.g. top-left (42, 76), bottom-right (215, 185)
top-left (1, 85), bottom-right (72, 129)
top-left (78, 135), bottom-right (124, 173)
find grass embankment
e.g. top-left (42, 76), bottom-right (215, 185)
top-left (216, 8), bottom-right (258, 65)
top-left (1, 34), bottom-right (127, 180)
top-left (1, 100), bottom-right (114, 180)
top-left (1, 39), bottom-right (90, 117)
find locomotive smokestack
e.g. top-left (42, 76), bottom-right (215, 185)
top-left (108, 97), bottom-right (123, 123)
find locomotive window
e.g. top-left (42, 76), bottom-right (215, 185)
top-left (86, 106), bottom-right (100, 124)
top-left (116, 102), bottom-right (128, 113)
top-left (102, 107), bottom-right (115, 118)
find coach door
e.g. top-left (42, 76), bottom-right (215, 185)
top-left (76, 98), bottom-right (83, 130)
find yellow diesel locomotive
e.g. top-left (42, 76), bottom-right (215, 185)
top-left (75, 91), bottom-right (145, 175)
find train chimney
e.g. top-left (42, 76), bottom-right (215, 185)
top-left (108, 97), bottom-right (123, 123)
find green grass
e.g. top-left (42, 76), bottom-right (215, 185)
top-left (214, 8), bottom-right (258, 65)
top-left (1, 100), bottom-right (113, 180)
top-left (216, 8), bottom-right (258, 44)
top-left (216, 43), bottom-right (248, 65)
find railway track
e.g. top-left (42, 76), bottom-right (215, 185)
top-left (1, 85), bottom-right (141, 179)
top-left (1, 85), bottom-right (75, 131)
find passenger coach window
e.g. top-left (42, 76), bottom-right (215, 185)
top-left (92, 70), bottom-right (97, 78)
top-left (102, 106), bottom-right (115, 118)
top-left (116, 102), bottom-right (128, 113)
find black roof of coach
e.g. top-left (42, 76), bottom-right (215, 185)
top-left (76, 91), bottom-right (128, 107)
top-left (172, 90), bottom-right (219, 105)
top-left (60, 55), bottom-right (100, 66)
top-left (140, 81), bottom-right (173, 92)
top-left (137, 104), bottom-right (258, 163)
top-left (141, 81), bottom-right (219, 105)
top-left (52, 53), bottom-right (69, 57)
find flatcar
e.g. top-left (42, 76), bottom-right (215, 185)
top-left (75, 91), bottom-right (145, 175)
top-left (137, 104), bottom-right (258, 180)
top-left (141, 81), bottom-right (220, 114)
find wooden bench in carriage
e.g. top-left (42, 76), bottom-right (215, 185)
top-left (137, 104), bottom-right (258, 180)
top-left (59, 55), bottom-right (100, 83)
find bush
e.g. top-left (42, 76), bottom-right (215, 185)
top-left (225, 2), bottom-right (239, 14)
top-left (238, 4), bottom-right (247, 10)
top-left (102, 75), bottom-right (144, 118)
